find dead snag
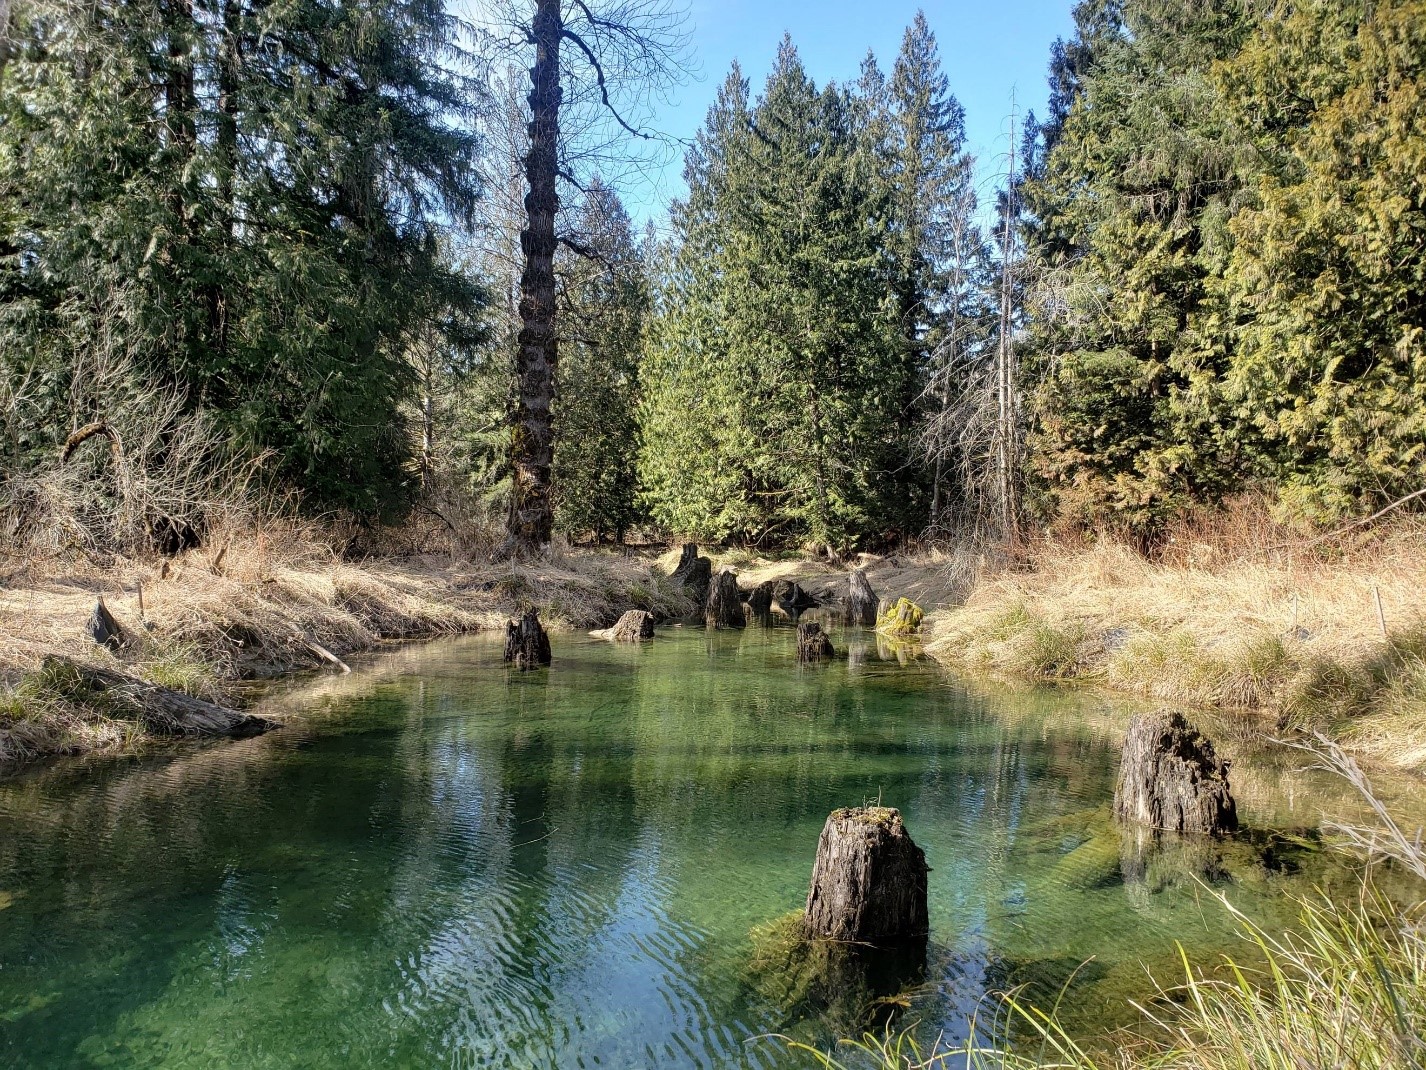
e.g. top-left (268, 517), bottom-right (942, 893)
top-left (797, 621), bottom-right (834, 661)
top-left (844, 568), bottom-right (878, 626)
top-left (671, 543), bottom-right (713, 608)
top-left (706, 568), bottom-right (745, 629)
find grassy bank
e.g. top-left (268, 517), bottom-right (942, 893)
top-left (925, 516), bottom-right (1426, 771)
top-left (0, 522), bottom-right (691, 762)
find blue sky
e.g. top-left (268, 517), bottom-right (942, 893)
top-left (622, 0), bottom-right (1079, 223)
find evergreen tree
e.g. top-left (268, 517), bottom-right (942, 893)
top-left (553, 180), bottom-right (648, 542)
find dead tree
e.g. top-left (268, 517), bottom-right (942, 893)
top-left (492, 0), bottom-right (690, 558)
top-left (844, 568), bottom-right (877, 626)
top-left (804, 807), bottom-right (928, 945)
top-left (593, 609), bottom-right (654, 641)
top-left (1114, 710), bottom-right (1238, 835)
top-left (504, 608), bottom-right (553, 669)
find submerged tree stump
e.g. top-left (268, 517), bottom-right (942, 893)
top-left (1113, 710), bottom-right (1238, 835)
top-left (593, 609), bottom-right (655, 642)
top-left (503, 609), bottom-right (552, 669)
top-left (844, 568), bottom-right (878, 626)
top-left (797, 621), bottom-right (834, 661)
top-left (706, 569), bottom-right (745, 628)
top-left (804, 807), bottom-right (929, 945)
top-left (747, 580), bottom-right (775, 615)
top-left (772, 580), bottom-right (816, 616)
top-left (671, 543), bottom-right (713, 609)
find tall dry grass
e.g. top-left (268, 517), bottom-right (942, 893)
top-left (926, 500), bottom-right (1426, 769)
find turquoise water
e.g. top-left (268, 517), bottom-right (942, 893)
top-left (0, 624), bottom-right (1394, 1068)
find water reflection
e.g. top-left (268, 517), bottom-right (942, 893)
top-left (0, 628), bottom-right (1412, 1068)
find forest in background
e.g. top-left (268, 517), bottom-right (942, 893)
top-left (0, 0), bottom-right (1422, 560)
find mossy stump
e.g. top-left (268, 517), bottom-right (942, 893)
top-left (876, 598), bottom-right (923, 636)
top-left (844, 568), bottom-right (878, 626)
top-left (706, 569), bottom-right (745, 629)
top-left (671, 543), bottom-right (713, 609)
top-left (804, 807), bottom-right (928, 945)
top-left (1113, 710), bottom-right (1238, 835)
top-left (797, 621), bottom-right (834, 661)
top-left (593, 610), bottom-right (655, 642)
top-left (503, 609), bottom-right (552, 669)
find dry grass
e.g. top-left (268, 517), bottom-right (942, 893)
top-left (926, 503), bottom-right (1426, 769)
top-left (0, 521), bottom-right (692, 763)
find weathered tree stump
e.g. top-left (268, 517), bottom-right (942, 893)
top-left (746, 580), bottom-right (775, 615)
top-left (772, 580), bottom-right (816, 616)
top-left (87, 597), bottom-right (124, 650)
top-left (876, 598), bottom-right (923, 636)
top-left (40, 656), bottom-right (275, 738)
top-left (1113, 710), bottom-right (1238, 835)
top-left (797, 621), bottom-right (834, 661)
top-left (804, 807), bottom-right (928, 945)
top-left (592, 609), bottom-right (655, 642)
top-left (844, 568), bottom-right (878, 626)
top-left (503, 608), bottom-right (552, 669)
top-left (671, 543), bottom-right (713, 608)
top-left (705, 569), bottom-right (746, 628)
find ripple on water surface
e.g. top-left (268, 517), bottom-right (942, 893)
top-left (0, 626), bottom-right (1406, 1068)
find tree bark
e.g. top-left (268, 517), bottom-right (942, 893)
top-left (844, 567), bottom-right (878, 626)
top-left (804, 807), bottom-right (928, 945)
top-left (502, 0), bottom-right (562, 557)
top-left (705, 569), bottom-right (745, 628)
top-left (1113, 710), bottom-right (1237, 835)
top-left (503, 608), bottom-right (552, 669)
top-left (671, 543), bottom-right (712, 608)
top-left (797, 620), bottom-right (834, 661)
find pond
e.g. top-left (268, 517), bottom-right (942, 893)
top-left (0, 624), bottom-right (1408, 1068)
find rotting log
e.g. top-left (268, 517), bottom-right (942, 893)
top-left (804, 806), bottom-right (928, 945)
top-left (87, 597), bottom-right (124, 650)
top-left (844, 568), bottom-right (878, 626)
top-left (797, 621), bottom-right (834, 661)
top-left (706, 569), bottom-right (745, 629)
top-left (592, 609), bottom-right (655, 642)
top-left (41, 656), bottom-right (276, 738)
top-left (1113, 710), bottom-right (1238, 835)
top-left (671, 543), bottom-right (713, 608)
top-left (504, 608), bottom-right (552, 669)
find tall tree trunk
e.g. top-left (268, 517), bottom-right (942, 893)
top-left (0, 0), bottom-right (12, 79)
top-left (503, 0), bottom-right (562, 557)
top-left (995, 113), bottom-right (1019, 544)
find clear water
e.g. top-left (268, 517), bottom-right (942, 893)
top-left (0, 625), bottom-right (1405, 1068)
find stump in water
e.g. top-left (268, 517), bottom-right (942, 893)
top-left (797, 621), bottom-right (834, 661)
top-left (40, 656), bottom-right (275, 738)
top-left (747, 581), bottom-right (775, 615)
top-left (844, 568), bottom-right (878, 626)
top-left (593, 609), bottom-right (655, 642)
top-left (876, 598), bottom-right (923, 636)
top-left (87, 597), bottom-right (123, 650)
top-left (772, 580), bottom-right (816, 616)
top-left (706, 569), bottom-right (745, 628)
top-left (671, 543), bottom-right (713, 608)
top-left (1113, 710), bottom-right (1238, 835)
top-left (503, 609), bottom-right (552, 669)
top-left (804, 807), bottom-right (929, 945)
